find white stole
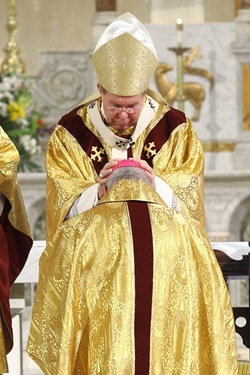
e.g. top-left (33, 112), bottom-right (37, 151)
top-left (87, 95), bottom-right (159, 159)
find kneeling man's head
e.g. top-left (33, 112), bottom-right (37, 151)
top-left (106, 160), bottom-right (152, 191)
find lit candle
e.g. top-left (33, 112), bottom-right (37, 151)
top-left (176, 18), bottom-right (183, 46)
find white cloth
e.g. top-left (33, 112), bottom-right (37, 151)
top-left (87, 96), bottom-right (159, 155)
top-left (211, 242), bottom-right (250, 260)
top-left (155, 176), bottom-right (181, 211)
top-left (65, 184), bottom-right (99, 219)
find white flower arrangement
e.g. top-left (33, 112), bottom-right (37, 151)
top-left (0, 72), bottom-right (45, 171)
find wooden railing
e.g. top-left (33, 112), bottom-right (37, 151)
top-left (212, 242), bottom-right (250, 351)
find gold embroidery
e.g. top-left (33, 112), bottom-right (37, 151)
top-left (27, 181), bottom-right (239, 374)
top-left (92, 33), bottom-right (158, 97)
top-left (144, 141), bottom-right (157, 158)
top-left (90, 146), bottom-right (105, 162)
top-left (0, 126), bottom-right (32, 238)
top-left (0, 321), bottom-right (8, 373)
top-left (110, 124), bottom-right (136, 137)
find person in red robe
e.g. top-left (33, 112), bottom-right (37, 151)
top-left (0, 126), bottom-right (33, 373)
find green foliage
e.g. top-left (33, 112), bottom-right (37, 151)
top-left (0, 72), bottom-right (46, 172)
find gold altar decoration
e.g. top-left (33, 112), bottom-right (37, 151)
top-left (242, 64), bottom-right (250, 131)
top-left (167, 19), bottom-right (188, 112)
top-left (155, 20), bottom-right (214, 122)
top-left (202, 142), bottom-right (236, 152)
top-left (0, 0), bottom-right (25, 74)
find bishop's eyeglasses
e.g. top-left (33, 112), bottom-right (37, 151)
top-left (107, 105), bottom-right (141, 115)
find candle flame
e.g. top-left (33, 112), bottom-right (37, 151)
top-left (176, 18), bottom-right (183, 30)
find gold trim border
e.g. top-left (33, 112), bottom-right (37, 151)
top-left (202, 142), bottom-right (236, 152)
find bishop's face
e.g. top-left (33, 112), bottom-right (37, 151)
top-left (98, 83), bottom-right (145, 133)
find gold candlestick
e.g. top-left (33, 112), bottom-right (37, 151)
top-left (168, 19), bottom-right (189, 112)
top-left (1, 0), bottom-right (26, 74)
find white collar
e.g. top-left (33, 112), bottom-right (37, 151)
top-left (87, 95), bottom-right (159, 150)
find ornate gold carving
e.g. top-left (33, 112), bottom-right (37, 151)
top-left (90, 146), bottom-right (105, 162)
top-left (202, 142), bottom-right (236, 152)
top-left (0, 0), bottom-right (25, 74)
top-left (155, 46), bottom-right (214, 122)
top-left (242, 64), bottom-right (250, 131)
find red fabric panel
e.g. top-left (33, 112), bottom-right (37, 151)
top-left (0, 200), bottom-right (32, 352)
top-left (141, 106), bottom-right (186, 167)
top-left (0, 222), bottom-right (11, 324)
top-left (0, 201), bottom-right (32, 285)
top-left (59, 106), bottom-right (108, 175)
top-left (128, 201), bottom-right (153, 374)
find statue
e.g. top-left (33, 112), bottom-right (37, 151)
top-left (155, 46), bottom-right (214, 121)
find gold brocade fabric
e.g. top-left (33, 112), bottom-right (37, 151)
top-left (0, 126), bottom-right (32, 365)
top-left (27, 180), bottom-right (238, 374)
top-left (0, 320), bottom-right (8, 373)
top-left (152, 119), bottom-right (205, 226)
top-left (238, 361), bottom-right (250, 375)
top-left (0, 126), bottom-right (32, 239)
top-left (92, 33), bottom-right (158, 96)
top-left (45, 125), bottom-right (98, 241)
top-left (45, 96), bottom-right (205, 242)
top-left (107, 123), bottom-right (135, 136)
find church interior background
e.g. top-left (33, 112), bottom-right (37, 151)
top-left (0, 0), bottom-right (250, 373)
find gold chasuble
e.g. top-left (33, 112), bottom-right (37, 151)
top-left (44, 93), bottom-right (205, 244)
top-left (0, 127), bottom-right (33, 373)
top-left (27, 180), bottom-right (238, 374)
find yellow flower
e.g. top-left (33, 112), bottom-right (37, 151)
top-left (7, 101), bottom-right (26, 121)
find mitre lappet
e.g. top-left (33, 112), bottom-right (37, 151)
top-left (91, 12), bottom-right (158, 96)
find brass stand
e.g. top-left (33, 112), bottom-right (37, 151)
top-left (1, 0), bottom-right (25, 74)
top-left (168, 46), bottom-right (190, 112)
top-left (168, 19), bottom-right (190, 112)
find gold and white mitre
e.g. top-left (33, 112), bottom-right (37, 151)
top-left (91, 12), bottom-right (158, 96)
